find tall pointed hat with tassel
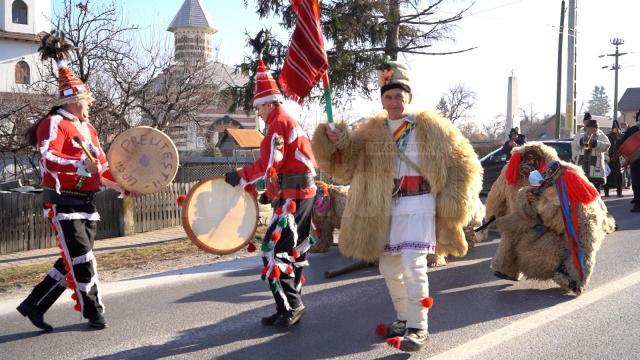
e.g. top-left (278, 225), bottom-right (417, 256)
top-left (250, 30), bottom-right (283, 107)
top-left (38, 30), bottom-right (93, 106)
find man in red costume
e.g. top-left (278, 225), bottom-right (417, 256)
top-left (17, 32), bottom-right (125, 331)
top-left (224, 59), bottom-right (317, 330)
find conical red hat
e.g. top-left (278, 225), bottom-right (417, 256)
top-left (56, 61), bottom-right (92, 105)
top-left (253, 59), bottom-right (283, 106)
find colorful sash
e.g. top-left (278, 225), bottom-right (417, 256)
top-left (556, 176), bottom-right (585, 279)
top-left (390, 116), bottom-right (415, 152)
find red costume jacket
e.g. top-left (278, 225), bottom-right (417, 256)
top-left (238, 106), bottom-right (317, 199)
top-left (37, 109), bottom-right (116, 193)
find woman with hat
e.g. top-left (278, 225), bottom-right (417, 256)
top-left (604, 120), bottom-right (624, 197)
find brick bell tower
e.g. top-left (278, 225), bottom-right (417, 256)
top-left (167, 0), bottom-right (217, 62)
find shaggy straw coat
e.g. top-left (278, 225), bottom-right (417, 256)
top-left (493, 162), bottom-right (615, 295)
top-left (485, 142), bottom-right (559, 220)
top-left (312, 111), bottom-right (483, 262)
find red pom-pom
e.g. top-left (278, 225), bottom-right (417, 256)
top-left (65, 265), bottom-right (71, 272)
top-left (261, 266), bottom-right (269, 276)
top-left (386, 336), bottom-right (402, 349)
top-left (563, 170), bottom-right (599, 204)
top-left (44, 202), bottom-right (54, 209)
top-left (287, 201), bottom-right (297, 214)
top-left (286, 266), bottom-right (293, 275)
top-left (375, 323), bottom-right (388, 337)
top-left (247, 243), bottom-right (257, 253)
top-left (505, 151), bottom-right (523, 185)
top-left (66, 274), bottom-right (73, 281)
top-left (74, 303), bottom-right (81, 312)
top-left (176, 194), bottom-right (187, 207)
top-left (271, 231), bottom-right (281, 242)
top-left (291, 249), bottom-right (300, 259)
top-left (59, 251), bottom-right (65, 258)
top-left (275, 207), bottom-right (283, 215)
top-left (268, 167), bottom-right (277, 178)
top-left (47, 210), bottom-right (54, 219)
top-left (51, 224), bottom-right (57, 232)
top-left (300, 275), bottom-right (306, 284)
top-left (67, 282), bottom-right (76, 290)
top-left (421, 296), bottom-right (434, 308)
top-left (71, 293), bottom-right (78, 300)
top-left (270, 266), bottom-right (281, 279)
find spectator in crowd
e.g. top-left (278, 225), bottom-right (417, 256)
top-left (604, 120), bottom-right (624, 197)
top-left (572, 118), bottom-right (610, 192)
top-left (501, 127), bottom-right (526, 158)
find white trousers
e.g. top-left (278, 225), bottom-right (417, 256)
top-left (379, 251), bottom-right (429, 330)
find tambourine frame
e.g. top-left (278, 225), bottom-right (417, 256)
top-left (181, 176), bottom-right (259, 255)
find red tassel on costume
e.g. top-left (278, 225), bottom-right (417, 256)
top-left (270, 266), bottom-right (281, 279)
top-left (386, 336), bottom-right (402, 349)
top-left (300, 275), bottom-right (306, 284)
top-left (505, 151), bottom-right (522, 185)
top-left (268, 167), bottom-right (277, 178)
top-left (51, 224), bottom-right (57, 232)
top-left (47, 210), bottom-right (54, 219)
top-left (65, 265), bottom-right (71, 272)
top-left (44, 202), bottom-right (54, 209)
top-left (287, 201), bottom-right (297, 214)
top-left (67, 282), bottom-right (76, 290)
top-left (247, 243), bottom-right (257, 253)
top-left (176, 194), bottom-right (187, 207)
top-left (563, 170), bottom-right (598, 204)
top-left (71, 293), bottom-right (78, 300)
top-left (286, 266), bottom-right (293, 275)
top-left (74, 303), bottom-right (81, 312)
top-left (292, 249), bottom-right (300, 259)
top-left (59, 251), bottom-right (65, 258)
top-left (421, 297), bottom-right (434, 308)
top-left (275, 207), bottom-right (283, 215)
top-left (271, 232), bottom-right (281, 242)
top-left (261, 266), bottom-right (269, 276)
top-left (375, 323), bottom-right (388, 337)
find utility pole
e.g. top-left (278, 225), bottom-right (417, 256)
top-left (555, 0), bottom-right (565, 139)
top-left (565, 0), bottom-right (577, 137)
top-left (606, 38), bottom-right (626, 123)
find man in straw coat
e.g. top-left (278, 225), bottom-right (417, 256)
top-left (312, 59), bottom-right (482, 352)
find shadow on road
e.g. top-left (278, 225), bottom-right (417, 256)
top-left (89, 237), bottom-right (576, 359)
top-left (0, 322), bottom-right (95, 345)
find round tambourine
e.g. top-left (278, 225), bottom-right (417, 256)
top-left (107, 126), bottom-right (179, 194)
top-left (182, 177), bottom-right (259, 255)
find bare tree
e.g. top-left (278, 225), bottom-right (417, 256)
top-left (435, 84), bottom-right (476, 123)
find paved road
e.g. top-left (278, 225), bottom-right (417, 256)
top-left (1, 195), bottom-right (639, 359)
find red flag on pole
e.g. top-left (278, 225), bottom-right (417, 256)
top-left (278, 0), bottom-right (328, 104)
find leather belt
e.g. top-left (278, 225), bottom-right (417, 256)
top-left (43, 187), bottom-right (96, 206)
top-left (278, 172), bottom-right (315, 190)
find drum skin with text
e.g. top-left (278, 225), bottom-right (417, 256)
top-left (107, 126), bottom-right (179, 194)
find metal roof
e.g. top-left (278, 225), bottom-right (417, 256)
top-left (618, 87), bottom-right (640, 112)
top-left (223, 129), bottom-right (264, 148)
top-left (167, 0), bottom-right (217, 32)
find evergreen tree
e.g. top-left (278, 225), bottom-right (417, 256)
top-left (586, 85), bottom-right (611, 116)
top-left (228, 0), bottom-right (475, 111)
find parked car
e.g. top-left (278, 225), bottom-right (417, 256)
top-left (480, 139), bottom-right (573, 195)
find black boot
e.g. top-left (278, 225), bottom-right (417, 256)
top-left (261, 312), bottom-right (281, 326)
top-left (399, 328), bottom-right (429, 352)
top-left (274, 306), bottom-right (305, 330)
top-left (16, 303), bottom-right (53, 332)
top-left (88, 312), bottom-right (107, 330)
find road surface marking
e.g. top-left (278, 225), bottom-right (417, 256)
top-left (430, 269), bottom-right (640, 360)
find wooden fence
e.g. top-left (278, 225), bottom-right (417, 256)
top-left (0, 182), bottom-right (198, 255)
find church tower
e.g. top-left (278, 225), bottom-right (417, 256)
top-left (0, 0), bottom-right (51, 92)
top-left (167, 0), bottom-right (217, 62)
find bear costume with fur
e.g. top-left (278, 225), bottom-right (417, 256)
top-left (493, 161), bottom-right (615, 295)
top-left (312, 111), bottom-right (483, 263)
